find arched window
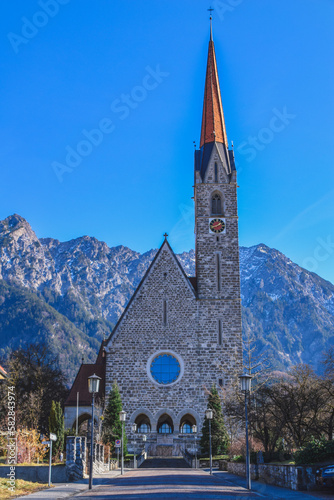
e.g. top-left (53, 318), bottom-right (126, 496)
top-left (180, 421), bottom-right (193, 434)
top-left (137, 422), bottom-right (151, 434)
top-left (157, 414), bottom-right (174, 434)
top-left (159, 423), bottom-right (173, 434)
top-left (211, 194), bottom-right (222, 215)
top-left (214, 162), bottom-right (218, 183)
top-left (179, 413), bottom-right (196, 434)
top-left (135, 414), bottom-right (151, 434)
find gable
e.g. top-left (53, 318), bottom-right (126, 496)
top-left (105, 240), bottom-right (196, 347)
top-left (203, 143), bottom-right (230, 183)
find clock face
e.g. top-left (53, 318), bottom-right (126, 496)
top-left (209, 218), bottom-right (226, 233)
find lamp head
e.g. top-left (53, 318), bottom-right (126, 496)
top-left (88, 373), bottom-right (102, 394)
top-left (119, 411), bottom-right (127, 422)
top-left (192, 424), bottom-right (197, 433)
top-left (205, 408), bottom-right (213, 420)
top-left (239, 373), bottom-right (252, 392)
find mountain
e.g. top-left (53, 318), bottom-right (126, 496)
top-left (0, 214), bottom-right (333, 381)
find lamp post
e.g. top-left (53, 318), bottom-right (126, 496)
top-left (132, 423), bottom-right (137, 469)
top-left (239, 374), bottom-right (252, 490)
top-left (205, 408), bottom-right (213, 475)
top-left (119, 411), bottom-right (126, 475)
top-left (87, 373), bottom-right (101, 490)
top-left (192, 425), bottom-right (197, 469)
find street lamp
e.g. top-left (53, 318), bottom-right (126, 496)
top-left (87, 373), bottom-right (101, 490)
top-left (239, 374), bottom-right (252, 490)
top-left (142, 434), bottom-right (147, 455)
top-left (205, 408), bottom-right (213, 475)
top-left (119, 411), bottom-right (126, 475)
top-left (192, 424), bottom-right (197, 469)
top-left (132, 423), bottom-right (137, 469)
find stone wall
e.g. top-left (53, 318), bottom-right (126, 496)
top-left (225, 462), bottom-right (318, 491)
top-left (0, 465), bottom-right (67, 483)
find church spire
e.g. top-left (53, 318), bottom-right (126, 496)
top-left (200, 21), bottom-right (228, 148)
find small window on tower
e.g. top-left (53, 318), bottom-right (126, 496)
top-left (214, 162), bottom-right (218, 183)
top-left (211, 194), bottom-right (222, 215)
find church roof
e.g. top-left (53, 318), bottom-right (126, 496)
top-left (195, 23), bottom-right (235, 181)
top-left (65, 341), bottom-right (106, 407)
top-left (106, 237), bottom-right (197, 346)
top-left (200, 31), bottom-right (228, 149)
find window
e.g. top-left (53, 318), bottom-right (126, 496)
top-left (137, 423), bottom-right (151, 434)
top-left (216, 253), bottom-right (221, 292)
top-left (150, 354), bottom-right (181, 385)
top-left (211, 194), bottom-right (222, 215)
top-left (158, 423), bottom-right (173, 434)
top-left (163, 300), bottom-right (167, 325)
top-left (218, 320), bottom-right (222, 345)
top-left (180, 422), bottom-right (193, 434)
top-left (214, 162), bottom-right (218, 183)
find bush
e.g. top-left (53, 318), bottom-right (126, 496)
top-left (294, 439), bottom-right (334, 465)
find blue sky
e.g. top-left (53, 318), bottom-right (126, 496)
top-left (1, 0), bottom-right (333, 283)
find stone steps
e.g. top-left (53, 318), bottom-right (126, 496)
top-left (139, 457), bottom-right (190, 468)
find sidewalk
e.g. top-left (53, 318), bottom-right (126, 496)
top-left (17, 469), bottom-right (128, 499)
top-left (210, 469), bottom-right (332, 500)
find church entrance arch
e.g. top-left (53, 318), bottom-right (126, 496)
top-left (179, 413), bottom-right (196, 434)
top-left (157, 413), bottom-right (174, 434)
top-left (134, 413), bottom-right (151, 434)
top-left (73, 412), bottom-right (98, 437)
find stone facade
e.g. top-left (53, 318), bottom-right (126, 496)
top-left (104, 33), bottom-right (242, 455)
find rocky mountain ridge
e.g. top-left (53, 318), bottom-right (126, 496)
top-left (0, 214), bottom-right (333, 380)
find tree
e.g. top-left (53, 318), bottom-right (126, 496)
top-left (200, 384), bottom-right (229, 456)
top-left (0, 343), bottom-right (68, 433)
top-left (102, 381), bottom-right (127, 454)
top-left (49, 401), bottom-right (65, 459)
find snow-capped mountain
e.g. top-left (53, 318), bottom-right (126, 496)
top-left (0, 214), bottom-right (333, 380)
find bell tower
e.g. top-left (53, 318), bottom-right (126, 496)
top-left (194, 19), bottom-right (242, 383)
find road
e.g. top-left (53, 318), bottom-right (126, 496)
top-left (74, 467), bottom-right (312, 500)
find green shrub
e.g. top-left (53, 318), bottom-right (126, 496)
top-left (294, 438), bottom-right (334, 465)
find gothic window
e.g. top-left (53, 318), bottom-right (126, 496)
top-left (157, 414), bottom-right (174, 434)
top-left (137, 423), bottom-right (151, 434)
top-left (214, 162), bottom-right (218, 183)
top-left (180, 421), bottom-right (193, 434)
top-left (135, 414), bottom-right (151, 434)
top-left (211, 194), bottom-right (222, 215)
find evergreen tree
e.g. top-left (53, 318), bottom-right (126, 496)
top-left (48, 400), bottom-right (65, 458)
top-left (200, 384), bottom-right (229, 456)
top-left (102, 381), bottom-right (127, 454)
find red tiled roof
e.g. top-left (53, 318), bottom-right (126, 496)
top-left (0, 365), bottom-right (7, 379)
top-left (65, 361), bottom-right (105, 407)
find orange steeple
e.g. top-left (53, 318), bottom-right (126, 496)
top-left (200, 19), bottom-right (228, 148)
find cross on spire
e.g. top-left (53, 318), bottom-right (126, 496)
top-left (163, 233), bottom-right (168, 240)
top-left (208, 6), bottom-right (214, 40)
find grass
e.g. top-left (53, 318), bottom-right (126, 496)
top-left (0, 478), bottom-right (50, 499)
top-left (269, 460), bottom-right (295, 465)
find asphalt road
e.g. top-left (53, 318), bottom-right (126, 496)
top-left (74, 468), bottom-right (267, 499)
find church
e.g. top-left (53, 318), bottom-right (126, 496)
top-left (65, 21), bottom-right (243, 456)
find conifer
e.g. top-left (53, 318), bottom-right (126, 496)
top-left (200, 384), bottom-right (229, 456)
